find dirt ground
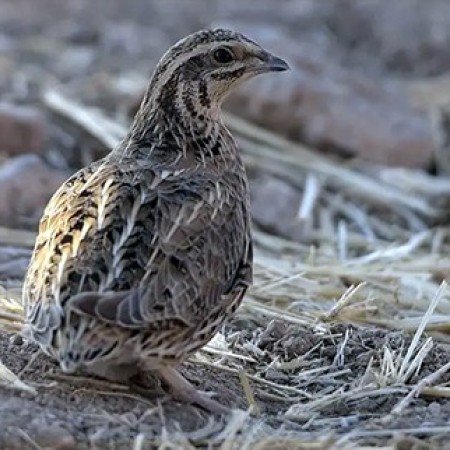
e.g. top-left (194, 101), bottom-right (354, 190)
top-left (2, 322), bottom-right (450, 448)
top-left (3, 0), bottom-right (450, 448)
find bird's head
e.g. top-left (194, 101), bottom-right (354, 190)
top-left (143, 29), bottom-right (289, 121)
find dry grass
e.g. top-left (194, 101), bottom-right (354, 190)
top-left (1, 90), bottom-right (450, 448)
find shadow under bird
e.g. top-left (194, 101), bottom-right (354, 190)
top-left (23, 28), bottom-right (289, 413)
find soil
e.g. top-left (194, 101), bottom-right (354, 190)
top-left (1, 322), bottom-right (450, 448)
top-left (0, 331), bottom-right (246, 448)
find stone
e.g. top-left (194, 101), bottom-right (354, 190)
top-left (0, 155), bottom-right (68, 227)
top-left (33, 425), bottom-right (76, 450)
top-left (0, 104), bottom-right (46, 156)
top-left (250, 175), bottom-right (304, 240)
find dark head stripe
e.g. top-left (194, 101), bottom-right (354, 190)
top-left (148, 28), bottom-right (257, 99)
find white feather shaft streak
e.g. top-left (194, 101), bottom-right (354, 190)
top-left (100, 188), bottom-right (146, 290)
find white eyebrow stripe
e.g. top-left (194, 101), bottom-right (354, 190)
top-left (148, 43), bottom-right (222, 102)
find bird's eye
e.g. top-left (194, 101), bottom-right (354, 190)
top-left (213, 47), bottom-right (234, 64)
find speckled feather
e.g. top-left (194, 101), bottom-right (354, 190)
top-left (23, 29), bottom-right (286, 397)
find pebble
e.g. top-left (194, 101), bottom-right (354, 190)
top-left (9, 335), bottom-right (23, 346)
top-left (34, 425), bottom-right (77, 450)
top-left (250, 176), bottom-right (303, 242)
top-left (0, 103), bottom-right (46, 156)
top-left (0, 154), bottom-right (68, 227)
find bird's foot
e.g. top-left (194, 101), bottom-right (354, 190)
top-left (155, 366), bottom-right (229, 415)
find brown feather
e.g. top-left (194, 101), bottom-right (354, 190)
top-left (23, 28), bottom-right (286, 381)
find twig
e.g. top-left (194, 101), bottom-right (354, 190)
top-left (383, 359), bottom-right (450, 425)
top-left (47, 372), bottom-right (130, 391)
top-left (398, 281), bottom-right (447, 382)
top-left (238, 369), bottom-right (260, 416)
top-left (43, 90), bottom-right (125, 148)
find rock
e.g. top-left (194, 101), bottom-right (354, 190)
top-left (9, 334), bottom-right (23, 346)
top-left (223, 26), bottom-right (435, 169)
top-left (256, 319), bottom-right (289, 350)
top-left (0, 104), bottom-right (46, 156)
top-left (427, 401), bottom-right (441, 417)
top-left (34, 425), bottom-right (76, 450)
top-left (250, 175), bottom-right (304, 241)
top-left (0, 259), bottom-right (29, 279)
top-left (0, 155), bottom-right (68, 227)
top-left (0, 247), bottom-right (32, 280)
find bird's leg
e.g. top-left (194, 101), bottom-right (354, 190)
top-left (155, 366), bottom-right (229, 414)
top-left (87, 362), bottom-right (140, 383)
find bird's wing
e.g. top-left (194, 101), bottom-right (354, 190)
top-left (25, 156), bottom-right (251, 335)
top-left (24, 158), bottom-right (151, 340)
top-left (69, 164), bottom-right (252, 330)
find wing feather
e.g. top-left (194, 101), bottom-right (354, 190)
top-left (24, 157), bottom-right (252, 337)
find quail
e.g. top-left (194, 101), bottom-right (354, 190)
top-left (23, 28), bottom-right (289, 413)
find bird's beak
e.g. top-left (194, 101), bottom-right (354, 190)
top-left (263, 53), bottom-right (290, 72)
top-left (245, 50), bottom-right (290, 76)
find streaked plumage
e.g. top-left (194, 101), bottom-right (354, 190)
top-left (23, 28), bottom-right (289, 413)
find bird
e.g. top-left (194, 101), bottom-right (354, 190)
top-left (22, 28), bottom-right (289, 413)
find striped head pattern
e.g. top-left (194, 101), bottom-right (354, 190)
top-left (137, 28), bottom-right (290, 123)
